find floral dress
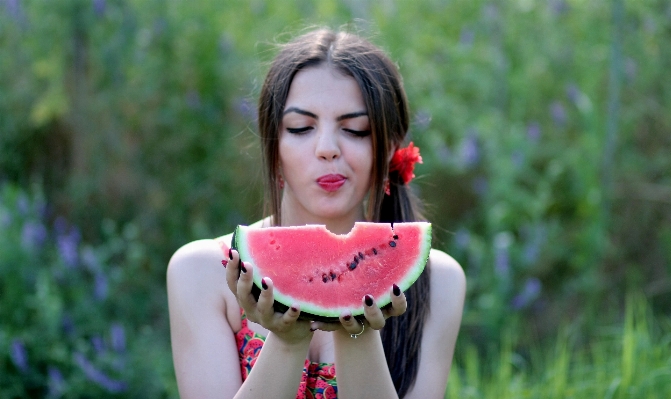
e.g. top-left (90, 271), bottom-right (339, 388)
top-left (236, 310), bottom-right (338, 399)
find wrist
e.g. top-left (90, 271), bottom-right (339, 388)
top-left (266, 331), bottom-right (313, 352)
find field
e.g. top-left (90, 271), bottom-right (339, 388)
top-left (1, 0), bottom-right (670, 397)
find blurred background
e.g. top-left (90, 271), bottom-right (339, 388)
top-left (1, 0), bottom-right (670, 397)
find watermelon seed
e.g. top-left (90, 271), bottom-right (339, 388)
top-left (349, 262), bottom-right (357, 270)
top-left (389, 241), bottom-right (397, 248)
top-left (309, 277), bottom-right (314, 283)
top-left (322, 274), bottom-right (329, 283)
top-left (358, 252), bottom-right (364, 260)
top-left (393, 234), bottom-right (399, 240)
top-left (330, 272), bottom-right (337, 281)
top-left (372, 248), bottom-right (378, 255)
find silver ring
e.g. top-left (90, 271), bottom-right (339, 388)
top-left (349, 321), bottom-right (365, 339)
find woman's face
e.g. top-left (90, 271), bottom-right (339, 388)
top-left (279, 65), bottom-right (373, 226)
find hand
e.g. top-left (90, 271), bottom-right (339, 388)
top-left (225, 249), bottom-right (314, 345)
top-left (309, 286), bottom-right (408, 335)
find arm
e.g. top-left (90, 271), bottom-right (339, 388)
top-left (404, 249), bottom-right (466, 399)
top-left (167, 240), bottom-right (314, 399)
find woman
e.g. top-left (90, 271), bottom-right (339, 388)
top-left (167, 28), bottom-right (466, 399)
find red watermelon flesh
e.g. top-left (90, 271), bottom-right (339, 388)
top-left (233, 222), bottom-right (431, 321)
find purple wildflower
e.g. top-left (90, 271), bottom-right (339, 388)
top-left (459, 27), bottom-right (474, 48)
top-left (3, 0), bottom-right (22, 20)
top-left (91, 335), bottom-right (105, 354)
top-left (16, 194), bottom-right (29, 215)
top-left (460, 131), bottom-right (480, 168)
top-left (235, 97), bottom-right (257, 121)
top-left (566, 83), bottom-right (580, 105)
top-left (94, 272), bottom-right (109, 301)
top-left (10, 339), bottom-right (28, 372)
top-left (57, 228), bottom-right (81, 268)
top-left (54, 216), bottom-right (68, 235)
top-left (21, 221), bottom-right (48, 249)
top-left (48, 366), bottom-right (66, 397)
top-left (494, 232), bottom-right (512, 279)
top-left (482, 3), bottom-right (499, 21)
top-left (548, 0), bottom-right (569, 15)
top-left (550, 101), bottom-right (567, 127)
top-left (185, 90), bottom-right (201, 109)
top-left (110, 323), bottom-right (126, 353)
top-left (62, 313), bottom-right (76, 337)
top-left (527, 122), bottom-right (541, 142)
top-left (74, 352), bottom-right (127, 393)
top-left (92, 0), bottom-right (106, 16)
top-left (511, 277), bottom-right (542, 310)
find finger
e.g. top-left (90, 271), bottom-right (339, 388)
top-left (339, 312), bottom-right (364, 335)
top-left (362, 295), bottom-right (385, 330)
top-left (236, 261), bottom-right (256, 308)
top-left (280, 303), bottom-right (302, 327)
top-left (382, 283), bottom-right (407, 319)
top-left (256, 277), bottom-right (275, 321)
top-left (225, 249), bottom-right (240, 295)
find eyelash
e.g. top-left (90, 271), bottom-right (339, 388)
top-left (286, 127), bottom-right (371, 138)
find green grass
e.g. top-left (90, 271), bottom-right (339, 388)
top-left (447, 296), bottom-right (671, 398)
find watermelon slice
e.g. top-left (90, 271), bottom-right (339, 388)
top-left (232, 222), bottom-right (431, 321)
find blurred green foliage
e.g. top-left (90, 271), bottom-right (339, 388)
top-left (1, 0), bottom-right (670, 396)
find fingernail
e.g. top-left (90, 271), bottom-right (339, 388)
top-left (228, 248), bottom-right (233, 260)
top-left (261, 278), bottom-right (268, 290)
top-left (393, 284), bottom-right (401, 296)
top-left (344, 315), bottom-right (351, 321)
top-left (240, 261), bottom-right (246, 273)
top-left (221, 259), bottom-right (228, 268)
top-left (365, 295), bottom-right (374, 307)
top-left (291, 306), bottom-right (298, 312)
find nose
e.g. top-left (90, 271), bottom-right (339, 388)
top-left (314, 127), bottom-right (341, 161)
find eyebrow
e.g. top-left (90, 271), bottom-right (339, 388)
top-left (283, 107), bottom-right (368, 121)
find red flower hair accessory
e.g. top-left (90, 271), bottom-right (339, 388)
top-left (389, 142), bottom-right (423, 185)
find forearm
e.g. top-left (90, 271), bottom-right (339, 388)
top-left (234, 332), bottom-right (310, 399)
top-left (333, 328), bottom-right (399, 399)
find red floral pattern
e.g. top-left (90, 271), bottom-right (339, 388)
top-left (236, 310), bottom-right (338, 398)
top-left (389, 141), bottom-right (423, 184)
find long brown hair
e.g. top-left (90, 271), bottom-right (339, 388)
top-left (257, 28), bottom-right (431, 398)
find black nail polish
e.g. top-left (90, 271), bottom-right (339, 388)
top-left (228, 248), bottom-right (233, 260)
top-left (344, 315), bottom-right (351, 321)
top-left (365, 295), bottom-right (374, 307)
top-left (240, 261), bottom-right (246, 273)
top-left (261, 278), bottom-right (268, 290)
top-left (393, 284), bottom-right (401, 296)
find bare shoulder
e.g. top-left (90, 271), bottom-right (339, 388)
top-left (166, 238), bottom-right (234, 315)
top-left (428, 249), bottom-right (466, 296)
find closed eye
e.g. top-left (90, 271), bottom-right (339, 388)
top-left (287, 127), bottom-right (312, 134)
top-left (344, 128), bottom-right (371, 138)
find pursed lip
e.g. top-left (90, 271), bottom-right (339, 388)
top-left (316, 174), bottom-right (347, 192)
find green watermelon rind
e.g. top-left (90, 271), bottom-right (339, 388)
top-left (233, 222), bottom-right (432, 321)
